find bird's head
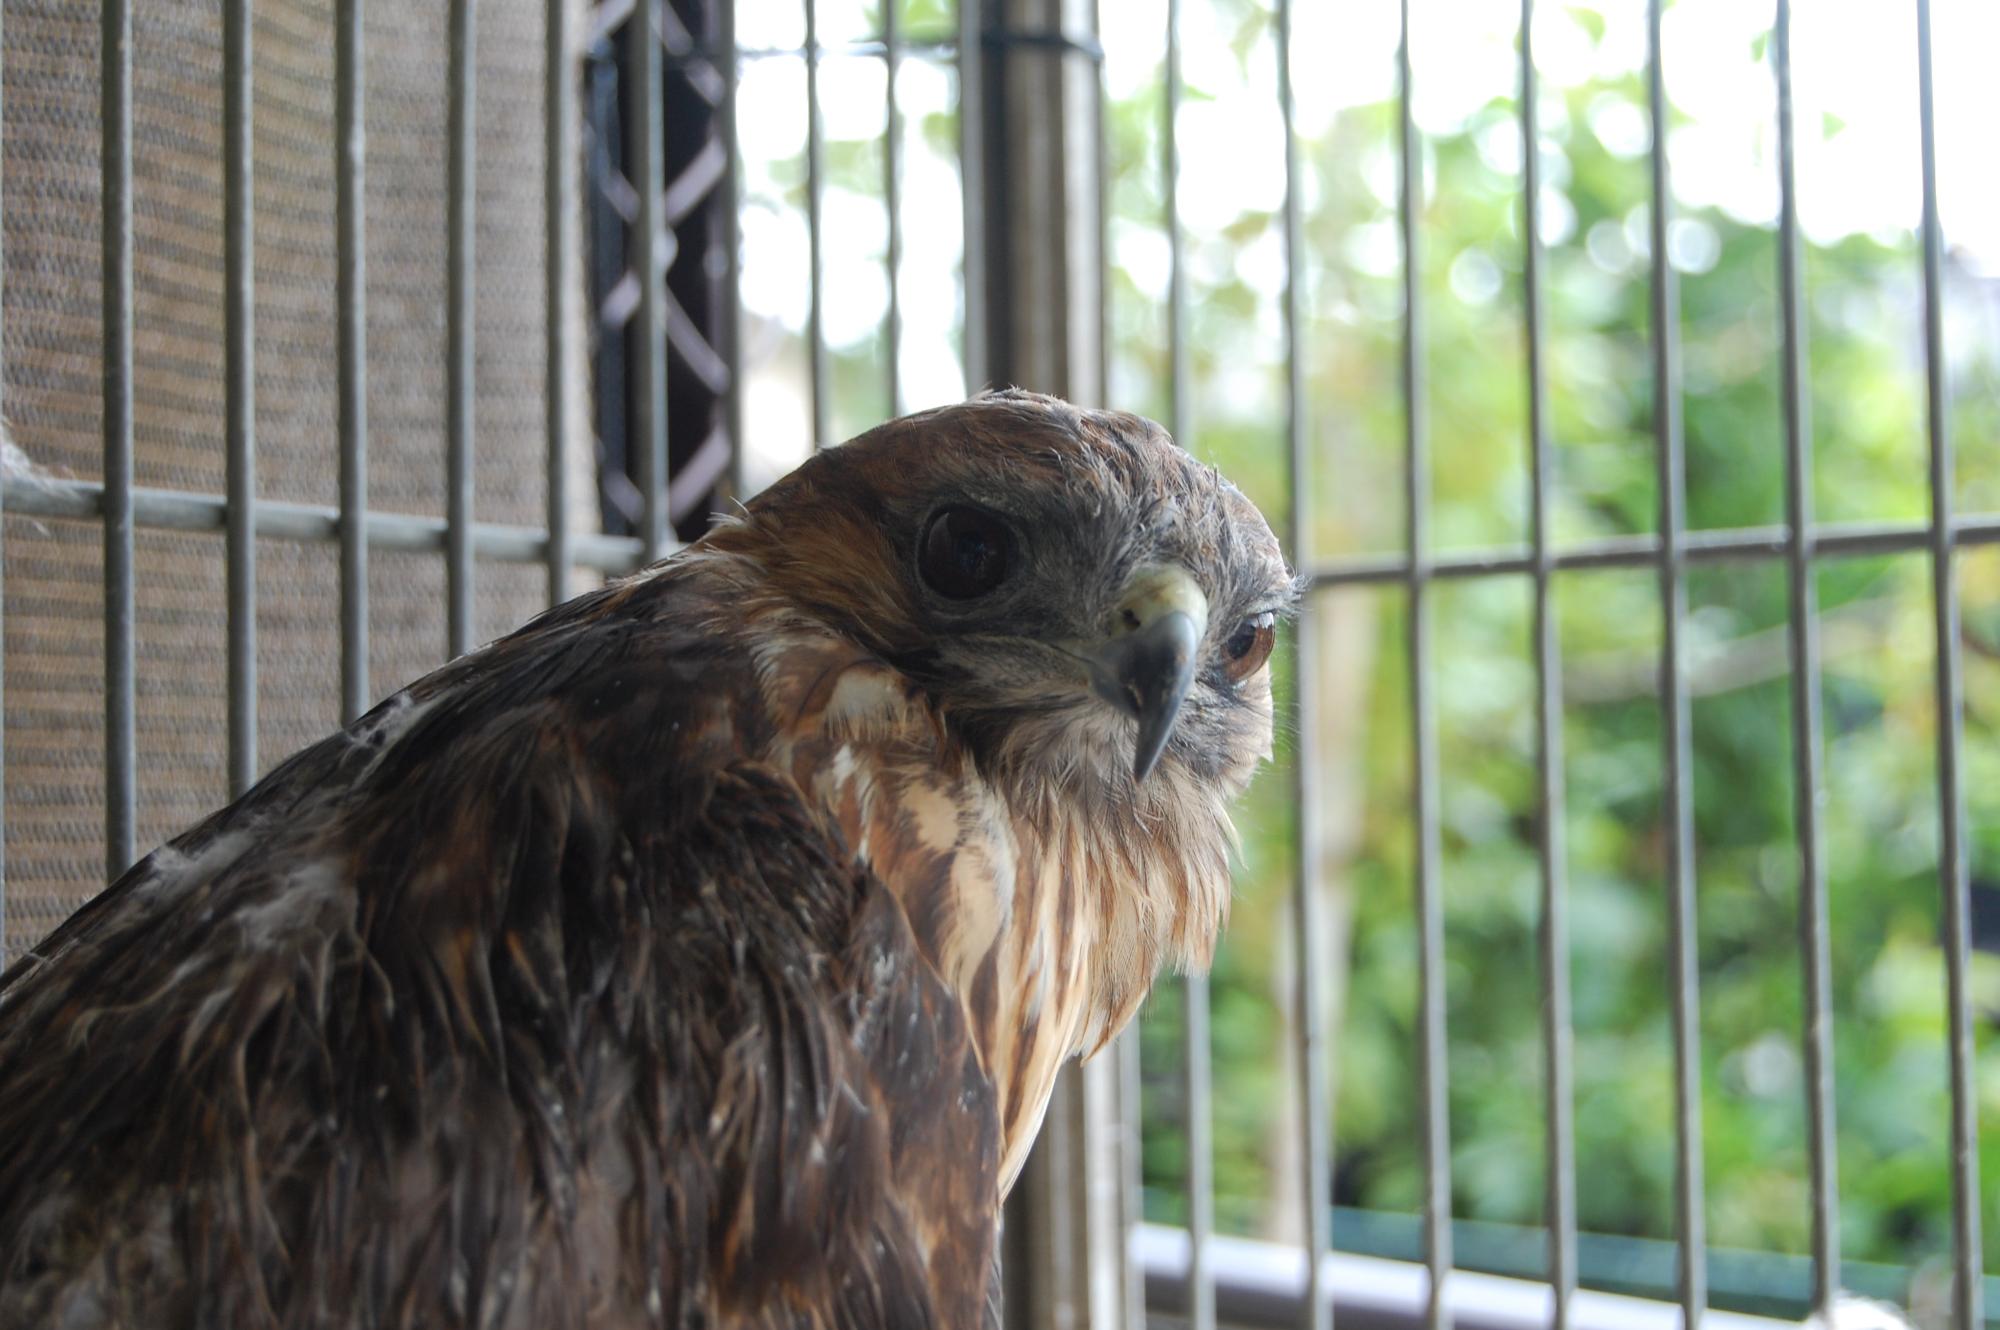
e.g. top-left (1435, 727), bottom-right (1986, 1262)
top-left (711, 389), bottom-right (1296, 825)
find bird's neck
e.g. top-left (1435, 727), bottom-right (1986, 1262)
top-left (741, 613), bottom-right (1230, 1194)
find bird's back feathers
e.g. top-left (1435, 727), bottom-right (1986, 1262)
top-left (0, 568), bottom-right (998, 1329)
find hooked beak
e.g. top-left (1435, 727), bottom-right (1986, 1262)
top-left (1084, 567), bottom-right (1207, 782)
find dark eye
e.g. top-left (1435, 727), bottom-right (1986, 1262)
top-left (919, 506), bottom-right (1016, 600)
top-left (1221, 611), bottom-right (1277, 681)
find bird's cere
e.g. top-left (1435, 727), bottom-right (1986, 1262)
top-left (1085, 565), bottom-right (1209, 781)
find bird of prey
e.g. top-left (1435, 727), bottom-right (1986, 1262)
top-left (0, 390), bottom-right (1293, 1329)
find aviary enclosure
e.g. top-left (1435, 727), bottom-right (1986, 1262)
top-left (0, 0), bottom-right (1995, 1325)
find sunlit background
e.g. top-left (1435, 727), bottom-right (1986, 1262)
top-left (731, 0), bottom-right (1999, 1316)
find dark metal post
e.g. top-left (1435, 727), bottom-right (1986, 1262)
top-left (980, 0), bottom-right (1127, 1324)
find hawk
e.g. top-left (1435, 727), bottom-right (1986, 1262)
top-left (0, 390), bottom-right (1294, 1328)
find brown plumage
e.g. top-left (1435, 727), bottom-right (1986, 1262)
top-left (0, 390), bottom-right (1293, 1328)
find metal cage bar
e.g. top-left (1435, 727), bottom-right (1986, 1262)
top-left (1, 0), bottom-right (8, 950)
top-left (1274, 1), bottom-right (1332, 1326)
top-left (955, 0), bottom-right (985, 395)
top-left (224, 0), bottom-right (257, 796)
top-left (548, 0), bottom-right (576, 606)
top-left (1303, 513), bottom-right (2000, 586)
top-left (101, 0), bottom-right (137, 879)
top-left (1397, 4), bottom-right (1452, 1325)
top-left (1519, 4), bottom-right (1579, 1326)
top-left (805, 0), bottom-right (830, 448)
top-left (883, 0), bottom-right (904, 418)
top-left (1915, 2), bottom-right (1984, 1325)
top-left (0, 482), bottom-right (647, 573)
top-left (1164, 0), bottom-right (1214, 1326)
top-left (1771, 1), bottom-right (1839, 1316)
top-left (632, 4), bottom-right (670, 557)
top-left (719, 0), bottom-right (744, 500)
top-left (447, 0), bottom-right (478, 658)
top-left (1645, 2), bottom-right (1708, 1321)
top-left (337, 0), bottom-right (369, 722)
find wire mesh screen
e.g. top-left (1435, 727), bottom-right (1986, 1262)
top-left (0, 0), bottom-right (590, 961)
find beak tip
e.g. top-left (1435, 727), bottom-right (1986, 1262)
top-left (1089, 599), bottom-right (1204, 786)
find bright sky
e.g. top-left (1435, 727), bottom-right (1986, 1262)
top-left (733, 0), bottom-right (1998, 465)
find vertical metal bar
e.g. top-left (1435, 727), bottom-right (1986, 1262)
top-left (1399, 5), bottom-right (1451, 1326)
top-left (1772, 1), bottom-right (1839, 1316)
top-left (632, 2), bottom-right (669, 558)
top-left (1166, 1), bottom-right (1212, 1325)
top-left (337, 0), bottom-right (369, 722)
top-left (1, 0), bottom-right (9, 956)
top-left (1645, 2), bottom-right (1707, 1322)
top-left (446, 0), bottom-right (477, 658)
top-left (224, 0), bottom-right (257, 796)
top-left (1915, 3), bottom-right (1983, 1325)
top-left (546, 0), bottom-right (574, 606)
top-left (882, 0), bottom-right (904, 417)
top-left (805, 0), bottom-right (830, 447)
top-left (1165, 0), bottom-right (1188, 458)
top-left (1519, 4), bottom-right (1577, 1326)
top-left (719, 0), bottom-right (744, 496)
top-left (102, 0), bottom-right (137, 878)
top-left (1275, 2), bottom-right (1330, 1326)
top-left (955, 0), bottom-right (986, 396)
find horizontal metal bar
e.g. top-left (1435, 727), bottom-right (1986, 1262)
top-left (670, 38), bottom-right (961, 68)
top-left (1, 478), bottom-right (653, 573)
top-left (1134, 1227), bottom-right (1793, 1330)
top-left (1304, 513), bottom-right (2000, 586)
top-left (665, 30), bottom-right (1100, 68)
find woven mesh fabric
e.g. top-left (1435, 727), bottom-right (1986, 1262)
top-left (1, 0), bottom-right (598, 962)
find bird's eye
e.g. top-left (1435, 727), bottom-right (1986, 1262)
top-left (919, 506), bottom-right (1016, 600)
top-left (1221, 612), bottom-right (1277, 681)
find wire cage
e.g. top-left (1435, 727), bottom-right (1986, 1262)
top-left (1, 1), bottom-right (1994, 1327)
